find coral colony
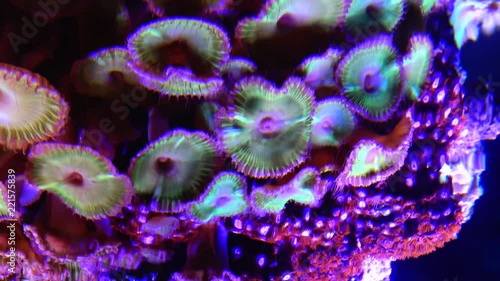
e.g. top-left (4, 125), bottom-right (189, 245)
top-left (1, 0), bottom-right (500, 280)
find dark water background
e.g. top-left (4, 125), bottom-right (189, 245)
top-left (391, 32), bottom-right (500, 281)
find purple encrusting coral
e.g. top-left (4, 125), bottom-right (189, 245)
top-left (0, 0), bottom-right (499, 280)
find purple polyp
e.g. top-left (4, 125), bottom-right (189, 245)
top-left (337, 121), bottom-right (414, 187)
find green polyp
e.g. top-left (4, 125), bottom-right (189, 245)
top-left (253, 186), bottom-right (316, 213)
top-left (302, 57), bottom-right (332, 75)
top-left (222, 58), bottom-right (257, 80)
top-left (237, 0), bottom-right (347, 43)
top-left (251, 168), bottom-right (320, 213)
top-left (0, 64), bottom-right (69, 151)
top-left (421, 0), bottom-right (436, 14)
top-left (297, 170), bottom-right (318, 188)
top-left (127, 18), bottom-right (230, 75)
top-left (219, 77), bottom-right (313, 178)
top-left (291, 188), bottom-right (316, 204)
top-left (152, 69), bottom-right (224, 98)
top-left (263, 0), bottom-right (347, 27)
top-left (252, 192), bottom-right (290, 213)
top-left (32, 153), bottom-right (107, 187)
top-left (0, 185), bottom-right (8, 217)
top-left (130, 130), bottom-right (218, 212)
top-left (345, 0), bottom-right (404, 33)
top-left (200, 102), bottom-right (219, 131)
top-left (311, 98), bottom-right (356, 147)
top-left (72, 47), bottom-right (139, 99)
top-left (27, 143), bottom-right (133, 220)
top-left (349, 144), bottom-right (391, 177)
top-left (299, 48), bottom-right (343, 88)
top-left (403, 35), bottom-right (433, 101)
top-left (39, 174), bottom-right (131, 220)
top-left (188, 172), bottom-right (248, 223)
top-left (152, 175), bottom-right (182, 198)
top-left (338, 36), bottom-right (402, 121)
